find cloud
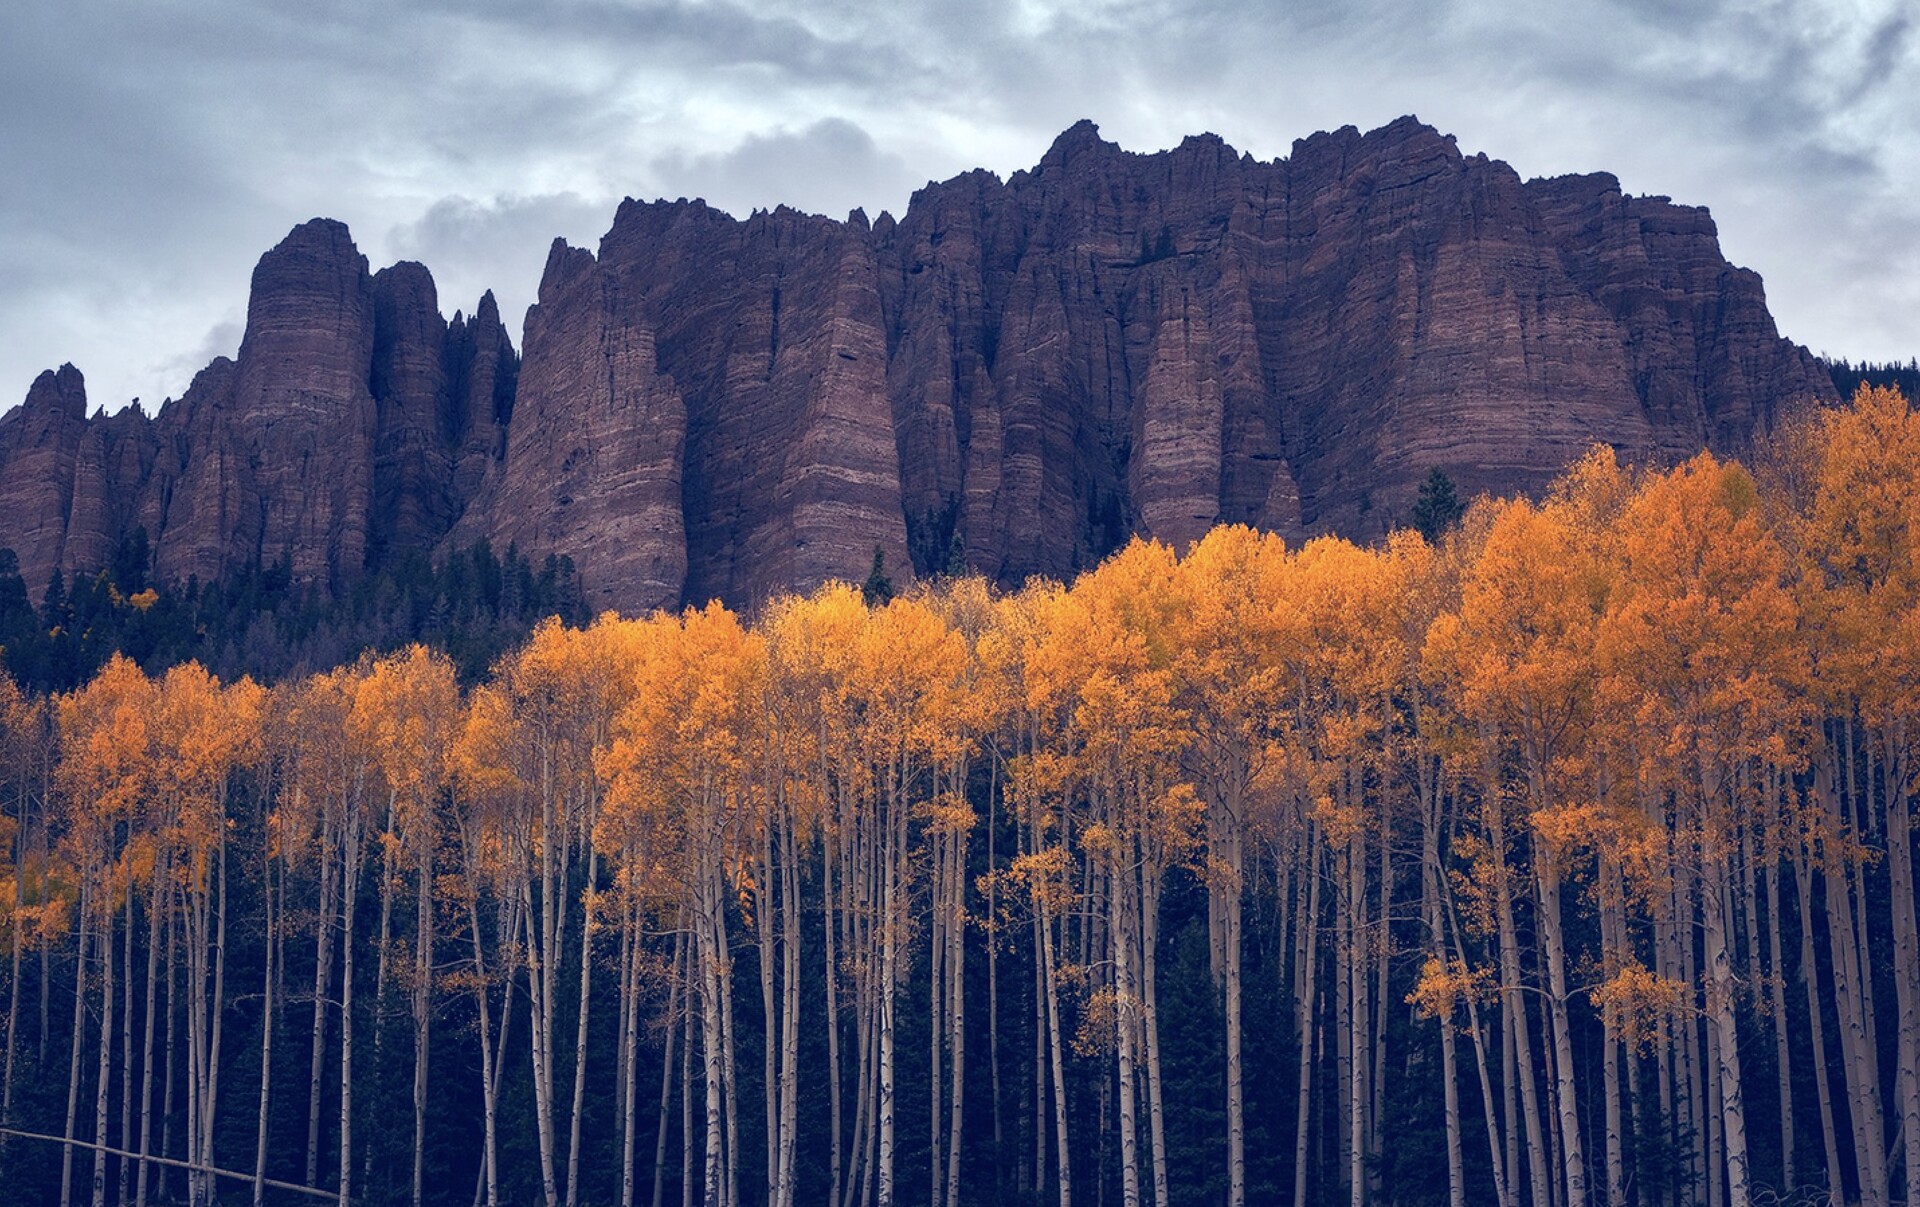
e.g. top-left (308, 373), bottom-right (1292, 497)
top-left (387, 192), bottom-right (614, 337)
top-left (648, 118), bottom-right (917, 221)
top-left (2, 0), bottom-right (1916, 417)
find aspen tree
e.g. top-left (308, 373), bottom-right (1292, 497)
top-left (1795, 385), bottom-right (1920, 1204)
top-left (350, 646), bottom-right (459, 1207)
top-left (54, 655), bottom-right (154, 1207)
top-left (1600, 455), bottom-right (1808, 1207)
top-left (1171, 525), bottom-right (1292, 1207)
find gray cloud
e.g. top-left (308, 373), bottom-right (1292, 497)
top-left (4, 0), bottom-right (1916, 416)
top-left (648, 119), bottom-right (916, 221)
top-left (386, 192), bottom-right (613, 333)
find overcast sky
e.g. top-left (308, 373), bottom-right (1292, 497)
top-left (5, 0), bottom-right (1915, 415)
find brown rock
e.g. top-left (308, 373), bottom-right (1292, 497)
top-left (456, 238), bottom-right (688, 613)
top-left (0, 364), bottom-right (92, 595)
top-left (587, 200), bottom-right (911, 608)
top-left (0, 119), bottom-right (1841, 615)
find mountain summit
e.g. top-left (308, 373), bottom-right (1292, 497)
top-left (0, 118), bottom-right (1834, 610)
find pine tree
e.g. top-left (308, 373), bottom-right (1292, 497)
top-left (862, 546), bottom-right (895, 607)
top-left (1410, 468), bottom-right (1465, 542)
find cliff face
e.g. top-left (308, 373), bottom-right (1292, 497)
top-left (0, 221), bottom-right (519, 600)
top-left (0, 118), bottom-right (1836, 610)
top-left (876, 117), bottom-right (1831, 573)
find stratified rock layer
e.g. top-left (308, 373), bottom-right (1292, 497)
top-left (0, 118), bottom-right (1837, 611)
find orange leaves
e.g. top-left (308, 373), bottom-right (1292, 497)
top-left (597, 603), bottom-right (765, 898)
top-left (1588, 963), bottom-right (1690, 1052)
top-left (1435, 494), bottom-right (1608, 754)
top-left (1407, 955), bottom-right (1493, 1023)
top-left (1792, 385), bottom-right (1920, 732)
top-left (348, 644), bottom-right (459, 872)
top-left (1598, 453), bottom-right (1809, 789)
top-left (49, 655), bottom-right (265, 911)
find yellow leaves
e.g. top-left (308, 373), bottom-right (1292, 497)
top-left (1009, 846), bottom-right (1077, 912)
top-left (350, 646), bottom-right (459, 850)
top-left (598, 602), bottom-right (765, 889)
top-left (55, 654), bottom-right (156, 875)
top-left (1079, 822), bottom-right (1119, 861)
top-left (1406, 955), bottom-right (1492, 1023)
top-left (1314, 797), bottom-right (1365, 847)
top-left (1588, 963), bottom-right (1690, 1052)
top-left (1440, 495), bottom-right (1608, 748)
top-left (1599, 452), bottom-right (1809, 786)
top-left (1530, 802), bottom-right (1608, 858)
top-left (923, 792), bottom-right (977, 836)
top-left (1073, 986), bottom-right (1120, 1058)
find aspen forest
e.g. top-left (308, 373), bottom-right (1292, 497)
top-left (5, 384), bottom-right (1920, 1207)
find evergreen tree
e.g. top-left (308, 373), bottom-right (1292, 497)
top-left (862, 544), bottom-right (894, 606)
top-left (1411, 467), bottom-right (1465, 541)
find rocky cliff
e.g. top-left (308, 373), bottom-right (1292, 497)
top-left (0, 118), bottom-right (1837, 611)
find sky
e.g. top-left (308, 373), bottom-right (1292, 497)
top-left (4, 0), bottom-right (1916, 415)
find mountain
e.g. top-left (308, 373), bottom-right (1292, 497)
top-left (0, 117), bottom-right (1836, 613)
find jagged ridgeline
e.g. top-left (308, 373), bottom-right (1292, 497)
top-left (1, 386), bottom-right (1919, 1207)
top-left (0, 116), bottom-right (1835, 639)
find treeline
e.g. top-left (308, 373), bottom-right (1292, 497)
top-left (3, 388), bottom-right (1920, 1207)
top-left (1824, 357), bottom-right (1919, 406)
top-left (0, 538), bottom-right (589, 693)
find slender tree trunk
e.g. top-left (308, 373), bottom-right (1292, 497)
top-left (1828, 853), bottom-right (1888, 1207)
top-left (1113, 836), bottom-right (1142, 1207)
top-left (61, 887), bottom-right (89, 1207)
top-left (1422, 775), bottom-right (1467, 1207)
top-left (118, 889), bottom-right (135, 1206)
top-left (986, 758), bottom-right (1006, 1202)
top-left (1039, 900), bottom-right (1072, 1207)
top-left (565, 846), bottom-right (597, 1207)
top-left (1762, 833), bottom-right (1795, 1193)
top-left (1534, 839), bottom-right (1589, 1207)
top-left (699, 877), bottom-right (726, 1207)
top-left (160, 905), bottom-right (179, 1203)
top-left (136, 869), bottom-right (164, 1207)
top-left (306, 832), bottom-right (337, 1187)
top-left (651, 930), bottom-right (684, 1207)
top-left (620, 896), bottom-right (641, 1207)
top-left (1883, 739), bottom-right (1920, 1207)
top-left (877, 772), bottom-right (902, 1207)
top-left (339, 811), bottom-right (363, 1207)
top-left (414, 847), bottom-right (433, 1207)
top-left (929, 826), bottom-right (943, 1207)
top-left (1222, 778), bottom-right (1246, 1207)
top-left (1347, 810), bottom-right (1370, 1207)
top-left (1, 847), bottom-right (20, 1126)
top-left (1139, 854), bottom-right (1168, 1207)
top-left (468, 890), bottom-right (501, 1207)
top-left (254, 857), bottom-right (278, 1207)
top-left (1370, 817), bottom-right (1390, 1204)
top-left (1446, 876), bottom-right (1511, 1207)
top-left (780, 822), bottom-right (803, 1207)
top-left (682, 962), bottom-right (695, 1207)
top-left (203, 829), bottom-right (231, 1207)
top-left (90, 897), bottom-right (114, 1207)
top-left (1490, 799), bottom-right (1551, 1207)
top-left (1598, 888), bottom-right (1626, 1207)
top-left (1033, 904), bottom-right (1046, 1202)
top-left (717, 885), bottom-right (740, 1207)
top-left (1294, 824), bottom-right (1322, 1207)
top-left (825, 827), bottom-right (845, 1207)
top-left (944, 821), bottom-right (966, 1207)
top-left (1703, 844), bottom-right (1751, 1207)
top-left (1793, 850), bottom-right (1844, 1200)
top-left (759, 826), bottom-right (781, 1207)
